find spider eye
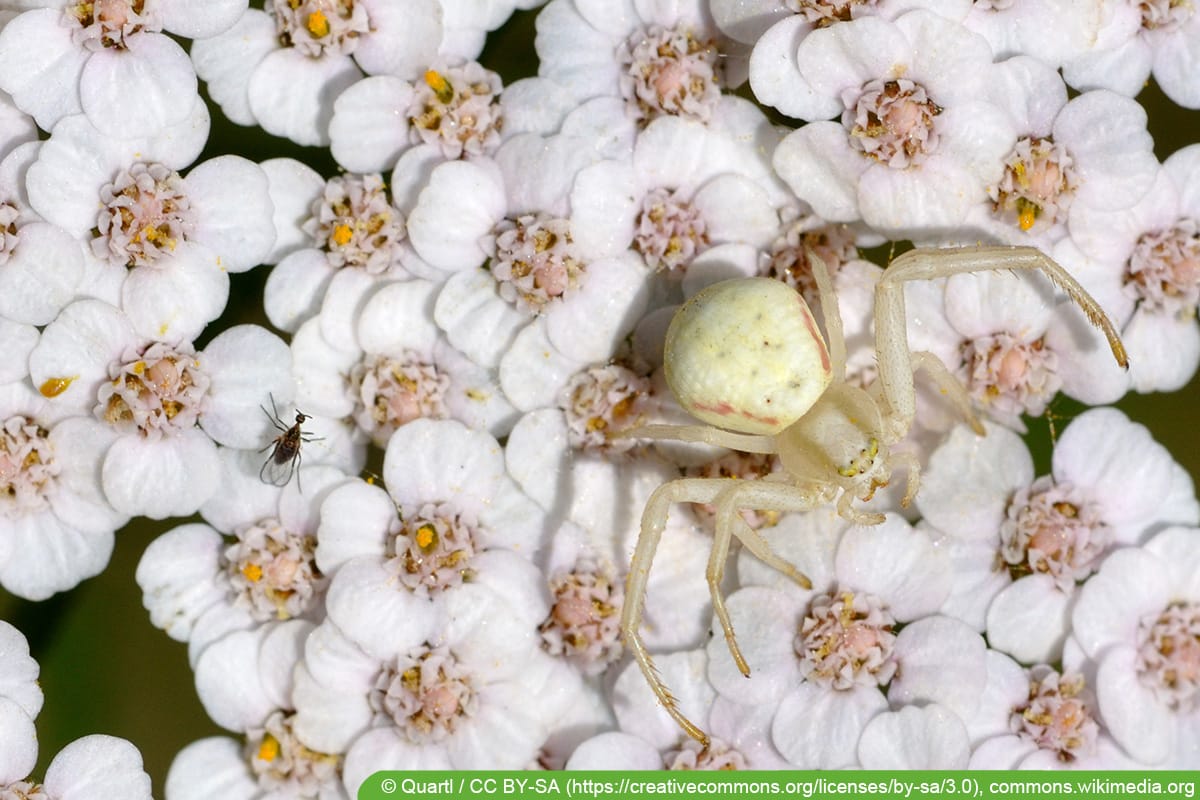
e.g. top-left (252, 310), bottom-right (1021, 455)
top-left (664, 278), bottom-right (832, 435)
top-left (836, 437), bottom-right (880, 478)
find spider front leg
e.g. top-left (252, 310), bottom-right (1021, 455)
top-left (613, 424), bottom-right (776, 453)
top-left (622, 477), bottom-right (731, 745)
top-left (872, 246), bottom-right (1128, 440)
top-left (909, 351), bottom-right (984, 436)
top-left (622, 475), bottom-right (830, 744)
top-left (709, 478), bottom-right (830, 672)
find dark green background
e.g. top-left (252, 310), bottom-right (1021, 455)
top-left (4, 9), bottom-right (1199, 795)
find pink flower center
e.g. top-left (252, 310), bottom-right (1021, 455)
top-left (786, 0), bottom-right (877, 26)
top-left (635, 187), bottom-right (710, 272)
top-left (268, 0), bottom-right (370, 57)
top-left (1124, 220), bottom-right (1200, 317)
top-left (371, 646), bottom-right (478, 743)
top-left (94, 162), bottom-right (194, 268)
top-left (386, 503), bottom-right (479, 597)
top-left (844, 78), bottom-right (942, 169)
top-left (1011, 666), bottom-right (1099, 761)
top-left (1137, 601), bottom-right (1200, 712)
top-left (0, 416), bottom-right (58, 517)
top-left (306, 173), bottom-right (406, 273)
top-left (664, 737), bottom-right (748, 770)
top-left (491, 214), bottom-right (585, 313)
top-left (960, 333), bottom-right (1060, 423)
top-left (796, 590), bottom-right (898, 689)
top-left (1000, 476), bottom-right (1109, 589)
top-left (1140, 0), bottom-right (1194, 31)
top-left (990, 136), bottom-right (1077, 234)
top-left (616, 24), bottom-right (723, 124)
top-left (224, 518), bottom-right (324, 622)
top-left (408, 65), bottom-right (504, 160)
top-left (539, 555), bottom-right (624, 675)
top-left (560, 364), bottom-right (653, 453)
top-left (67, 0), bottom-right (160, 50)
top-left (0, 780), bottom-right (48, 799)
top-left (0, 201), bottom-right (20, 264)
top-left (350, 352), bottom-right (450, 448)
top-left (245, 710), bottom-right (341, 794)
top-left (760, 216), bottom-right (859, 312)
top-left (686, 451), bottom-right (783, 531)
top-left (95, 343), bottom-right (210, 439)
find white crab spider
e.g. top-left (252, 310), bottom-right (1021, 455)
top-left (619, 245), bottom-right (1128, 745)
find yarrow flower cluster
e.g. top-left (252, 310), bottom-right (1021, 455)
top-left (0, 0), bottom-right (1198, 792)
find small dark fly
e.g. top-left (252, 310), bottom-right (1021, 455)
top-left (260, 394), bottom-right (321, 488)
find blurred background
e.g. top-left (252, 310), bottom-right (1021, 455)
top-left (3, 6), bottom-right (1199, 795)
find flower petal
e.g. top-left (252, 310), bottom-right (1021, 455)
top-left (408, 160), bottom-right (505, 272)
top-left (706, 587), bottom-right (803, 706)
top-left (0, 698), bottom-right (37, 784)
top-left (80, 33), bottom-right (197, 137)
top-left (185, 155), bottom-right (275, 271)
top-left (835, 517), bottom-right (950, 620)
top-left (193, 628), bottom-right (276, 732)
top-left (570, 160), bottom-right (639, 260)
top-left (564, 732), bottom-right (662, 769)
top-left (356, 279), bottom-right (439, 358)
top-left (316, 479), bottom-right (394, 574)
top-left (382, 418), bottom-right (504, 509)
top-left (1053, 407), bottom-right (1181, 542)
top-left (434, 269), bottom-right (528, 367)
top-left (135, 523), bottom-right (225, 642)
top-left (1096, 644), bottom-right (1173, 765)
top-left (1124, 307), bottom-right (1200, 394)
top-left (261, 158), bottom-right (324, 264)
top-left (773, 122), bottom-right (866, 222)
top-left (247, 49), bottom-right (361, 146)
top-left (354, 0), bottom-right (442, 77)
top-left (917, 422), bottom-right (1032, 541)
top-left (857, 705), bottom-right (970, 768)
top-left (1072, 546), bottom-right (1169, 659)
top-left (0, 318), bottom-right (36, 385)
top-left (329, 76), bottom-right (413, 173)
top-left (772, 682), bottom-right (888, 768)
top-left (0, 221), bottom-right (84, 326)
top-left (326, 558), bottom-right (438, 661)
top-left (0, 511), bottom-right (114, 600)
top-left (101, 428), bottom-right (220, 519)
top-left (889, 615), bottom-right (986, 719)
top-left (544, 256), bottom-right (650, 363)
top-left (264, 249), bottom-right (336, 333)
top-left (201, 324), bottom-right (294, 448)
top-left (43, 735), bottom-right (152, 800)
top-left (121, 243), bottom-right (229, 343)
top-left (0, 9), bottom-right (87, 130)
top-left (190, 10), bottom-right (275, 127)
top-left (164, 737), bottom-right (258, 800)
top-left (985, 574), bottom-right (1071, 664)
top-left (343, 728), bottom-right (449, 788)
top-left (749, 17), bottom-right (841, 121)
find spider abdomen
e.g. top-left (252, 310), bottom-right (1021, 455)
top-left (664, 277), bottom-right (832, 436)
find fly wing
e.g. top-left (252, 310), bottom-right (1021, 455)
top-left (259, 442), bottom-right (299, 487)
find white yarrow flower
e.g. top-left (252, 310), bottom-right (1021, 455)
top-left (918, 410), bottom-right (1198, 664)
top-left (0, 0), bottom-right (222, 137)
top-left (29, 301), bottom-right (293, 518)
top-left (1072, 528), bottom-right (1200, 766)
